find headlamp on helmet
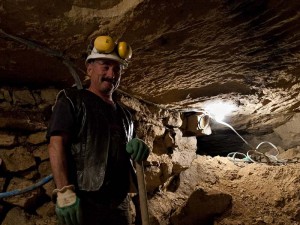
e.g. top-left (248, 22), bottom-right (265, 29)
top-left (86, 36), bottom-right (132, 68)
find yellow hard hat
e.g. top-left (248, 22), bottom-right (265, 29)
top-left (86, 35), bottom-right (132, 68)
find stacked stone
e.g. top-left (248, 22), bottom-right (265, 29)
top-left (0, 87), bottom-right (58, 225)
top-left (119, 95), bottom-right (198, 194)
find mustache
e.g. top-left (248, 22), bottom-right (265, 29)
top-left (101, 77), bottom-right (117, 84)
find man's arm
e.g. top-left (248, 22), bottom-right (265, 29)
top-left (48, 133), bottom-right (83, 225)
top-left (48, 134), bottom-right (70, 189)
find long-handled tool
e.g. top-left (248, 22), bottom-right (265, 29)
top-left (136, 161), bottom-right (150, 225)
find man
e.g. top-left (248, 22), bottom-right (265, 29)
top-left (47, 36), bottom-right (150, 225)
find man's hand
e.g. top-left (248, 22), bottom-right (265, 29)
top-left (54, 185), bottom-right (82, 225)
top-left (126, 138), bottom-right (150, 161)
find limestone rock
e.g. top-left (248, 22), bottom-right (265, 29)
top-left (4, 177), bottom-right (42, 209)
top-left (164, 130), bottom-right (175, 149)
top-left (40, 88), bottom-right (59, 105)
top-left (274, 113), bottom-right (300, 148)
top-left (33, 144), bottom-right (49, 161)
top-left (0, 88), bottom-right (12, 102)
top-left (2, 207), bottom-right (35, 225)
top-left (27, 131), bottom-right (47, 145)
top-left (176, 157), bottom-right (219, 196)
top-left (148, 191), bottom-right (185, 225)
top-left (0, 102), bottom-right (12, 110)
top-left (163, 112), bottom-right (182, 128)
top-left (0, 111), bottom-right (47, 131)
top-left (145, 155), bottom-right (173, 193)
top-left (174, 128), bottom-right (197, 152)
top-left (0, 147), bottom-right (36, 172)
top-left (0, 133), bottom-right (16, 147)
top-left (38, 161), bottom-right (52, 177)
top-left (42, 180), bottom-right (56, 199)
top-left (171, 149), bottom-right (196, 174)
top-left (278, 147), bottom-right (300, 161)
top-left (170, 188), bottom-right (232, 225)
top-left (153, 135), bottom-right (168, 155)
top-left (12, 89), bottom-right (36, 106)
top-left (153, 130), bottom-right (175, 155)
top-left (36, 201), bottom-right (56, 217)
top-left (145, 164), bottom-right (162, 193)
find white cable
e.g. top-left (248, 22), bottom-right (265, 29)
top-left (207, 113), bottom-right (287, 165)
top-left (256, 141), bottom-right (279, 156)
top-left (210, 115), bottom-right (255, 149)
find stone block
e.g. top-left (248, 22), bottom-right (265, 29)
top-left (4, 177), bottom-right (42, 209)
top-left (163, 112), bottom-right (183, 128)
top-left (12, 89), bottom-right (36, 106)
top-left (1, 88), bottom-right (12, 102)
top-left (38, 161), bottom-right (52, 177)
top-left (174, 128), bottom-right (197, 152)
top-left (27, 131), bottom-right (47, 145)
top-left (0, 133), bottom-right (16, 147)
top-left (33, 144), bottom-right (49, 161)
top-left (2, 207), bottom-right (35, 225)
top-left (40, 88), bottom-right (59, 105)
top-left (0, 147), bottom-right (36, 172)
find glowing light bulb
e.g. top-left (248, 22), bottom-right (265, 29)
top-left (204, 101), bottom-right (236, 122)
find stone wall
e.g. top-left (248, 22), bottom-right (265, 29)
top-left (0, 86), bottom-right (199, 224)
top-left (0, 86), bottom-right (58, 225)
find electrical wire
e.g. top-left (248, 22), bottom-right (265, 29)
top-left (0, 29), bottom-right (84, 89)
top-left (215, 120), bottom-right (255, 149)
top-left (0, 175), bottom-right (53, 199)
top-left (204, 114), bottom-right (290, 165)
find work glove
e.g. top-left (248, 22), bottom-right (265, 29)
top-left (126, 138), bottom-right (150, 161)
top-left (53, 185), bottom-right (82, 225)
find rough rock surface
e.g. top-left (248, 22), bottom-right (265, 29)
top-left (212, 151), bottom-right (300, 225)
top-left (0, 0), bottom-right (299, 132)
top-left (148, 149), bottom-right (300, 225)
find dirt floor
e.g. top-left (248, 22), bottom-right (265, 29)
top-left (199, 148), bottom-right (300, 225)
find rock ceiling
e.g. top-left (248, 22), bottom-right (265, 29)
top-left (0, 0), bottom-right (299, 131)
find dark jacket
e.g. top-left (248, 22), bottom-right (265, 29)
top-left (56, 88), bottom-right (134, 191)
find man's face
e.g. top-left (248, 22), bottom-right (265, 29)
top-left (87, 59), bottom-right (123, 94)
